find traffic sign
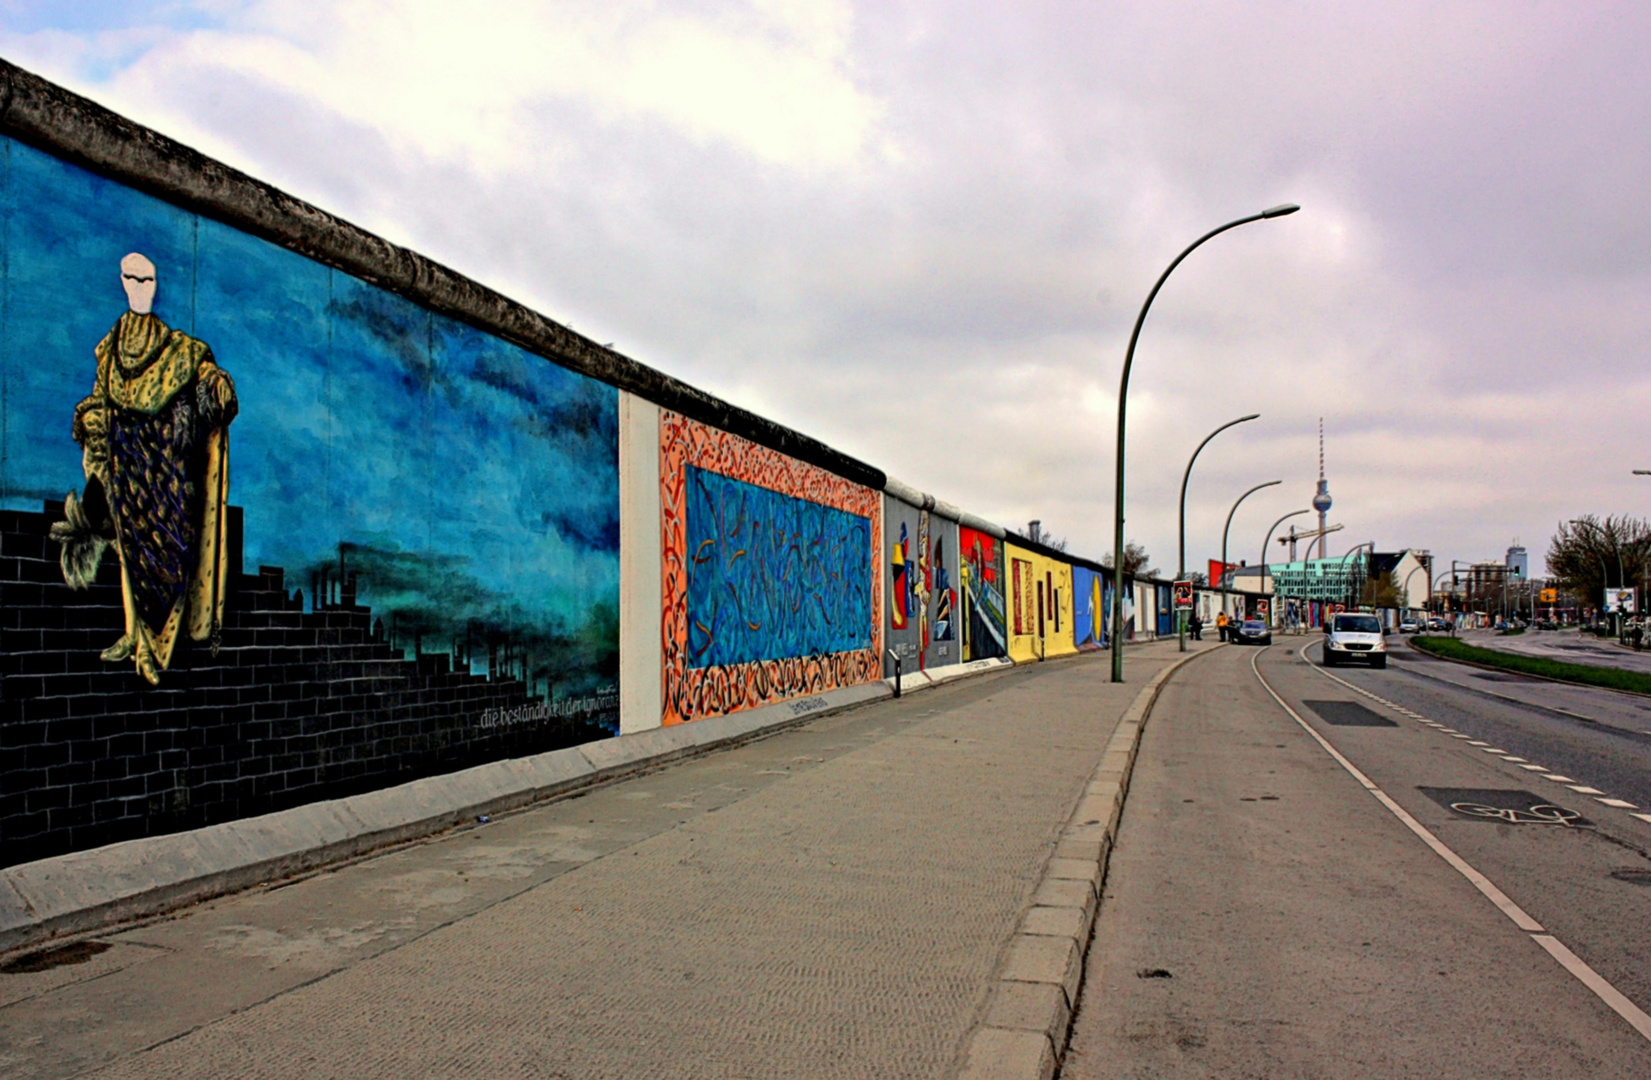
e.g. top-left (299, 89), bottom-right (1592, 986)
top-left (1539, 588), bottom-right (1558, 604)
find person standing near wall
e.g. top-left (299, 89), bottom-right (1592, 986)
top-left (1215, 610), bottom-right (1229, 642)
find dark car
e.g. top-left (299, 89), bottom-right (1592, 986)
top-left (1235, 619), bottom-right (1272, 646)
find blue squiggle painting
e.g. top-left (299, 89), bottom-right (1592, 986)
top-left (684, 465), bottom-right (872, 669)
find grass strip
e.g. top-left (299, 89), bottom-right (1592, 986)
top-left (1411, 634), bottom-right (1651, 695)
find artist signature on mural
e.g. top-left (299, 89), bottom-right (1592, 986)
top-left (786, 696), bottom-right (830, 717)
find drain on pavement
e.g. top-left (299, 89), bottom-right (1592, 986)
top-left (1419, 787), bottom-right (1590, 826)
top-left (1304, 700), bottom-right (1397, 727)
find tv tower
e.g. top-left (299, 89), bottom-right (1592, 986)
top-left (1312, 418), bottom-right (1332, 560)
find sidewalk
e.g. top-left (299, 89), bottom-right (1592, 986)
top-left (2, 639), bottom-right (1215, 1080)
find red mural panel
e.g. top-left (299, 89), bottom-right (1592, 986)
top-left (660, 410), bottom-right (883, 725)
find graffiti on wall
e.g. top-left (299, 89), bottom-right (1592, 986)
top-left (960, 526), bottom-right (1006, 660)
top-left (661, 411), bottom-right (881, 723)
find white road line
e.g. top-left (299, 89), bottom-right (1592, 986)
top-left (1568, 786), bottom-right (1606, 795)
top-left (1518, 764), bottom-right (1550, 771)
top-left (1257, 646), bottom-right (1651, 1046)
top-left (1450, 734), bottom-right (1473, 739)
top-left (1544, 775), bottom-right (1578, 784)
top-left (1531, 935), bottom-right (1651, 1041)
top-left (1503, 756), bottom-right (1528, 762)
top-left (1596, 798), bottom-right (1638, 809)
top-left (1634, 814), bottom-right (1651, 825)
top-left (1468, 740), bottom-right (1490, 746)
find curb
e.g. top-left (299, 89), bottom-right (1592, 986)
top-left (0, 656), bottom-right (1031, 957)
top-left (953, 644), bottom-right (1221, 1080)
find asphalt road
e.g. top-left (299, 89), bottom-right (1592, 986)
top-left (1063, 637), bottom-right (1651, 1079)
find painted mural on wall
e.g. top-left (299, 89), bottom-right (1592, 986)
top-left (54, 253), bottom-right (239, 684)
top-left (0, 134), bottom-right (622, 865)
top-left (883, 500), bottom-right (963, 674)
top-left (1006, 543), bottom-right (1076, 663)
top-left (1073, 566), bottom-right (1107, 651)
top-left (959, 526), bottom-right (1006, 661)
top-left (661, 410), bottom-right (881, 723)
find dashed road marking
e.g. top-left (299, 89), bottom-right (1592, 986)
top-left (1295, 641), bottom-right (1649, 835)
top-left (1598, 798), bottom-right (1640, 809)
top-left (1634, 813), bottom-right (1651, 825)
top-left (1254, 647), bottom-right (1651, 1044)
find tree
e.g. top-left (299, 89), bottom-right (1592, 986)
top-left (1188, 570), bottom-right (1209, 586)
top-left (1547, 515), bottom-right (1650, 607)
top-left (1025, 520), bottom-right (1068, 552)
top-left (1103, 541), bottom-right (1155, 577)
top-left (1359, 571), bottom-right (1406, 610)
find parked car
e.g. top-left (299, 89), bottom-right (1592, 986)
top-left (1398, 619), bottom-right (1420, 634)
top-left (1426, 618), bottom-right (1445, 631)
top-left (1323, 612), bottom-right (1387, 668)
top-left (1235, 619), bottom-right (1272, 646)
top-left (1535, 619), bottom-right (1556, 631)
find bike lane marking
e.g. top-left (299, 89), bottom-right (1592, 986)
top-left (1252, 646), bottom-right (1651, 1045)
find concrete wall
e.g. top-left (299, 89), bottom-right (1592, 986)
top-left (0, 57), bottom-right (1187, 867)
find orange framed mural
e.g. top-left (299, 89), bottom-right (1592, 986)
top-left (660, 410), bottom-right (882, 724)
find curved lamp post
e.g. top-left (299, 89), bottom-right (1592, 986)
top-left (1177, 413), bottom-right (1261, 652)
top-left (1337, 541), bottom-right (1374, 610)
top-left (1220, 480), bottom-right (1283, 588)
top-left (1259, 509), bottom-right (1309, 623)
top-left (1401, 562), bottom-right (1430, 615)
top-left (1110, 204), bottom-right (1300, 683)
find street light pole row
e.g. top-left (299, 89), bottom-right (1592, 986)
top-left (1177, 414), bottom-right (1261, 652)
top-left (1109, 202), bottom-right (1298, 682)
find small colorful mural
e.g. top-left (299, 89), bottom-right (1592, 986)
top-left (959, 526), bottom-right (1006, 661)
top-left (1073, 565), bottom-right (1107, 651)
top-left (1006, 542), bottom-right (1076, 663)
top-left (661, 411), bottom-right (881, 723)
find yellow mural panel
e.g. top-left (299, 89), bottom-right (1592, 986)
top-left (1005, 543), bottom-right (1077, 663)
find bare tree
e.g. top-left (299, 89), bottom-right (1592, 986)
top-left (1547, 515), bottom-right (1650, 605)
top-left (1103, 541), bottom-right (1155, 577)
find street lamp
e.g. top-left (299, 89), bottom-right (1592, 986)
top-left (1110, 204), bottom-right (1300, 683)
top-left (1259, 509), bottom-right (1310, 624)
top-left (1337, 541), bottom-right (1374, 611)
top-left (1177, 413), bottom-right (1261, 652)
top-left (1220, 480), bottom-right (1283, 589)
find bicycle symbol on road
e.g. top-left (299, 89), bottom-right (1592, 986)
top-left (1449, 802), bottom-right (1583, 826)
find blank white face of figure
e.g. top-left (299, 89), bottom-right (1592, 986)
top-left (120, 252), bottom-right (156, 314)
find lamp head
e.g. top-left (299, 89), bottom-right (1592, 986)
top-left (1261, 203), bottom-right (1301, 219)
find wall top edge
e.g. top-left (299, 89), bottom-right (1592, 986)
top-left (0, 58), bottom-right (885, 493)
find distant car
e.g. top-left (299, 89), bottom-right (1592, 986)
top-left (1426, 618), bottom-right (1445, 631)
top-left (1323, 613), bottom-right (1387, 668)
top-left (1235, 619), bottom-right (1272, 646)
top-left (1398, 619), bottom-right (1420, 634)
top-left (1535, 619), bottom-right (1556, 631)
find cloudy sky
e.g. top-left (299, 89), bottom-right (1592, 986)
top-left (4, 0), bottom-right (1647, 579)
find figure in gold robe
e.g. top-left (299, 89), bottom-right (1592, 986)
top-left (53, 252), bottom-right (238, 685)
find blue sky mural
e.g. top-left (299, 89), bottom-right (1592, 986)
top-left (0, 135), bottom-right (619, 700)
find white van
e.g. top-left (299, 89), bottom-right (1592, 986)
top-left (1323, 612), bottom-right (1387, 668)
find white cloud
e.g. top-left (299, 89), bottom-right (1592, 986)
top-left (99, 0), bottom-right (886, 173)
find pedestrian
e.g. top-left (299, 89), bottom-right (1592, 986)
top-left (1189, 612), bottom-right (1203, 640)
top-left (1216, 611), bottom-right (1228, 642)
